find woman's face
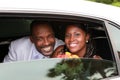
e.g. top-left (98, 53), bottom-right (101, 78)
top-left (65, 25), bottom-right (89, 55)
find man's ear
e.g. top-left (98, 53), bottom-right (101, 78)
top-left (30, 36), bottom-right (34, 43)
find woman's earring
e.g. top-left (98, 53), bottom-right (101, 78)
top-left (86, 40), bottom-right (88, 43)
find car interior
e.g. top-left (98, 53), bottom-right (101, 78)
top-left (0, 14), bottom-right (115, 62)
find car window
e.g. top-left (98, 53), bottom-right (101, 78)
top-left (0, 58), bottom-right (118, 80)
top-left (0, 14), bottom-right (119, 79)
top-left (0, 18), bottom-right (114, 61)
top-left (106, 22), bottom-right (120, 59)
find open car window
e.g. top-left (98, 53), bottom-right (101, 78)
top-left (0, 14), bottom-right (115, 62)
top-left (0, 13), bottom-right (119, 79)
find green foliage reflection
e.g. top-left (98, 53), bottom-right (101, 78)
top-left (47, 59), bottom-right (117, 80)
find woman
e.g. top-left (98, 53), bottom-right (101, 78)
top-left (52, 23), bottom-right (101, 59)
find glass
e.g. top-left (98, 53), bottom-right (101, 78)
top-left (107, 23), bottom-right (120, 59)
top-left (0, 58), bottom-right (117, 80)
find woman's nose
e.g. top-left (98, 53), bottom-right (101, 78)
top-left (69, 35), bottom-right (75, 42)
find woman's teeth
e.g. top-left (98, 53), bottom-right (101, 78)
top-left (70, 43), bottom-right (77, 47)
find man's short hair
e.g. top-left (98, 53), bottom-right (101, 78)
top-left (30, 20), bottom-right (53, 35)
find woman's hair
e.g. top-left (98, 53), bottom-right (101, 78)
top-left (65, 23), bottom-right (88, 34)
top-left (65, 23), bottom-right (96, 58)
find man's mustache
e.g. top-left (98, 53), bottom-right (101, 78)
top-left (40, 44), bottom-right (54, 48)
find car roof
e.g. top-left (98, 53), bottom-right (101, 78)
top-left (0, 0), bottom-right (120, 25)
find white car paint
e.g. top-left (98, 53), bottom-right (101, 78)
top-left (0, 0), bottom-right (120, 25)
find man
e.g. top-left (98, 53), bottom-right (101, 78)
top-left (4, 20), bottom-right (64, 62)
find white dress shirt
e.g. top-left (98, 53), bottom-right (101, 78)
top-left (4, 37), bottom-right (64, 62)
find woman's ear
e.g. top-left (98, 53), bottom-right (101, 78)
top-left (86, 34), bottom-right (90, 43)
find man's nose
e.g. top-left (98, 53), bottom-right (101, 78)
top-left (44, 38), bottom-right (50, 45)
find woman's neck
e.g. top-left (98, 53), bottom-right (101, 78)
top-left (75, 47), bottom-right (87, 57)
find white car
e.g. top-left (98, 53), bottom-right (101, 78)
top-left (0, 0), bottom-right (120, 80)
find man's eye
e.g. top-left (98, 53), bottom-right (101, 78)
top-left (36, 38), bottom-right (43, 41)
top-left (49, 35), bottom-right (54, 38)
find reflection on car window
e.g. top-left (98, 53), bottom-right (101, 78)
top-left (47, 58), bottom-right (118, 80)
top-left (0, 58), bottom-right (118, 80)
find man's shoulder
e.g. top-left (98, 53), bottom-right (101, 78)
top-left (55, 38), bottom-right (64, 44)
top-left (11, 36), bottom-right (32, 46)
top-left (12, 36), bottom-right (30, 43)
top-left (54, 38), bottom-right (65, 49)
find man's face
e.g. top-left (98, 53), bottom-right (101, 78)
top-left (30, 24), bottom-right (55, 56)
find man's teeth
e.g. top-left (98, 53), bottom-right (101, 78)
top-left (43, 47), bottom-right (51, 51)
top-left (70, 43), bottom-right (77, 47)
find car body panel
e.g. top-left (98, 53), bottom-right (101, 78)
top-left (0, 0), bottom-right (120, 25)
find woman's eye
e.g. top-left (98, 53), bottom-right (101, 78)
top-left (65, 34), bottom-right (70, 38)
top-left (74, 33), bottom-right (80, 36)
